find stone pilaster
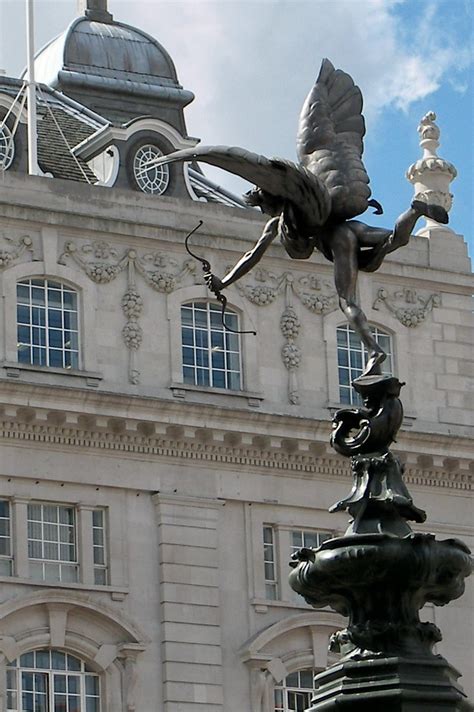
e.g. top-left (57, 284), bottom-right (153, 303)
top-left (153, 493), bottom-right (225, 711)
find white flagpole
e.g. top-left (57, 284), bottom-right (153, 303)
top-left (26, 0), bottom-right (39, 175)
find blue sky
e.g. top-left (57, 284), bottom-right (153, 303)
top-left (1, 0), bottom-right (472, 260)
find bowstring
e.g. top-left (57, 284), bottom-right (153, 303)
top-left (184, 221), bottom-right (256, 336)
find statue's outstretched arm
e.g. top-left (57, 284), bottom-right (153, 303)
top-left (209, 217), bottom-right (279, 293)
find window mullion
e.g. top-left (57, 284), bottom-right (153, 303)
top-left (207, 305), bottom-right (213, 388)
top-left (44, 281), bottom-right (50, 367)
top-left (277, 527), bottom-right (292, 602)
top-left (78, 505), bottom-right (95, 586)
top-left (12, 497), bottom-right (30, 578)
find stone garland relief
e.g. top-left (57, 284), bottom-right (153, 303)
top-left (59, 240), bottom-right (197, 384)
top-left (372, 286), bottom-right (441, 328)
top-left (0, 232), bottom-right (34, 269)
top-left (236, 268), bottom-right (338, 404)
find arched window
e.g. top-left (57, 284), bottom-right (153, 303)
top-left (181, 301), bottom-right (241, 390)
top-left (0, 122), bottom-right (15, 170)
top-left (274, 669), bottom-right (316, 711)
top-left (17, 279), bottom-right (79, 369)
top-left (336, 324), bottom-right (393, 404)
top-left (7, 649), bottom-right (100, 712)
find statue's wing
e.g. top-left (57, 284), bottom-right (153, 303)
top-left (154, 145), bottom-right (331, 227)
top-left (296, 58), bottom-right (372, 220)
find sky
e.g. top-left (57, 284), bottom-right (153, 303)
top-left (0, 0), bottom-right (472, 259)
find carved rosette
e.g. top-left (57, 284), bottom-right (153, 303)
top-left (373, 287), bottom-right (440, 327)
top-left (0, 234), bottom-right (34, 269)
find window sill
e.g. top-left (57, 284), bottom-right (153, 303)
top-left (1, 362), bottom-right (103, 388)
top-left (251, 597), bottom-right (316, 613)
top-left (170, 381), bottom-right (264, 407)
top-left (0, 574), bottom-right (128, 600)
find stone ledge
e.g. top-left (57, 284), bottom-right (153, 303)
top-left (0, 574), bottom-right (128, 598)
top-left (1, 361), bottom-right (103, 387)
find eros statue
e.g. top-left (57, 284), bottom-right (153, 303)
top-left (155, 58), bottom-right (447, 378)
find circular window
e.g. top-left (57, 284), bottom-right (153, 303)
top-left (132, 144), bottom-right (170, 195)
top-left (0, 124), bottom-right (15, 170)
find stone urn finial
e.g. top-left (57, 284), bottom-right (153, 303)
top-left (406, 112), bottom-right (457, 235)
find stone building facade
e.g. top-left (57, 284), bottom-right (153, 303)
top-left (0, 2), bottom-right (472, 711)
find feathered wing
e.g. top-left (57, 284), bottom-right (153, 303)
top-left (297, 58), bottom-right (372, 220)
top-left (154, 145), bottom-right (331, 227)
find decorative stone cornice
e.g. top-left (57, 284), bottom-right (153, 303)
top-left (0, 414), bottom-right (471, 492)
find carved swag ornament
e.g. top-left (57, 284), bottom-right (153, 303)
top-left (59, 240), bottom-right (196, 384)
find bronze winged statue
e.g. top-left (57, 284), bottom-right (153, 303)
top-left (154, 59), bottom-right (447, 377)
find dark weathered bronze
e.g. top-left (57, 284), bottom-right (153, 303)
top-left (155, 57), bottom-right (472, 709)
top-left (155, 59), bottom-right (448, 378)
top-left (288, 374), bottom-right (473, 710)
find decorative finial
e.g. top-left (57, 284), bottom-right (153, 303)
top-left (406, 112), bottom-right (457, 234)
top-left (77, 0), bottom-right (113, 23)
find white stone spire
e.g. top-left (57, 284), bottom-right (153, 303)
top-left (406, 112), bottom-right (457, 235)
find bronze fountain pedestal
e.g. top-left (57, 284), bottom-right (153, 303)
top-left (289, 375), bottom-right (473, 711)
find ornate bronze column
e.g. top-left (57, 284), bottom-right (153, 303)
top-left (289, 373), bottom-right (473, 711)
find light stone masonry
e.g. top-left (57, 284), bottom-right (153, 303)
top-left (0, 173), bottom-right (472, 709)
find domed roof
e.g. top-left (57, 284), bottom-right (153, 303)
top-left (33, 14), bottom-right (193, 109)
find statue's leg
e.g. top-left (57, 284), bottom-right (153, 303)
top-left (332, 225), bottom-right (386, 376)
top-left (387, 200), bottom-right (448, 253)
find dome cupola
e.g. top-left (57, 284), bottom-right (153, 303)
top-left (32, 0), bottom-right (194, 131)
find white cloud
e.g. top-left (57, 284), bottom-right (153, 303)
top-left (117, 0), bottom-right (471, 139)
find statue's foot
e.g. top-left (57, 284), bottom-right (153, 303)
top-left (412, 199), bottom-right (449, 224)
top-left (362, 350), bottom-right (386, 377)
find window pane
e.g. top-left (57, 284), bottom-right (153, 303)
top-left (85, 676), bottom-right (99, 695)
top-left (93, 511), bottom-right (105, 531)
top-left (54, 675), bottom-right (67, 692)
top-left (263, 527), bottom-right (274, 544)
top-left (43, 541), bottom-right (59, 560)
top-left (36, 650), bottom-right (50, 670)
top-left (17, 283), bottom-right (30, 300)
top-left (52, 651), bottom-right (66, 670)
top-left (194, 309), bottom-right (207, 327)
top-left (300, 670), bottom-right (314, 688)
top-left (212, 370), bottom-right (225, 389)
top-left (63, 291), bottom-right (77, 309)
top-left (20, 652), bottom-right (35, 668)
top-left (59, 507), bottom-right (74, 525)
top-left (291, 531), bottom-right (302, 548)
top-left (181, 307), bottom-right (193, 326)
top-left (194, 330), bottom-right (208, 348)
top-left (94, 568), bottom-right (107, 585)
top-left (182, 329), bottom-right (194, 347)
top-left (61, 564), bottom-right (78, 583)
top-left (29, 540), bottom-right (42, 558)
top-left (49, 349), bottom-right (64, 367)
top-left (47, 287), bottom-right (62, 306)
